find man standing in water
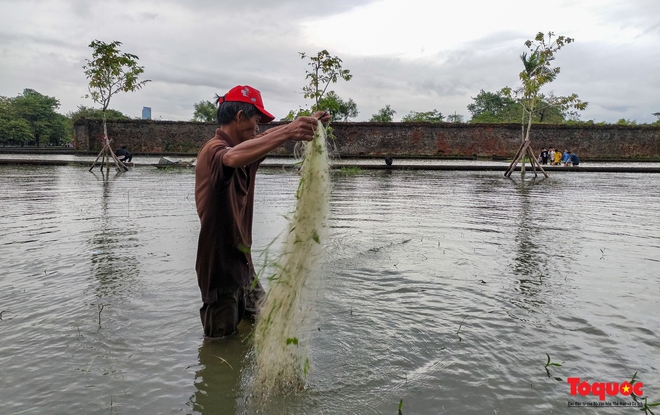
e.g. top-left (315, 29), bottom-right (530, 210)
top-left (195, 85), bottom-right (330, 338)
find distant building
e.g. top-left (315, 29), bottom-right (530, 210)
top-left (142, 107), bottom-right (152, 120)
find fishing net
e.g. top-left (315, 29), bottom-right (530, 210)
top-left (252, 120), bottom-right (331, 399)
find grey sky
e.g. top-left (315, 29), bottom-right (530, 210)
top-left (1, 0), bottom-right (658, 123)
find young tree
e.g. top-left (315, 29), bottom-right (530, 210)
top-left (191, 100), bottom-right (216, 122)
top-left (503, 32), bottom-right (587, 178)
top-left (83, 40), bottom-right (149, 171)
top-left (83, 40), bottom-right (149, 138)
top-left (300, 50), bottom-right (352, 110)
top-left (401, 109), bottom-right (444, 122)
top-left (505, 32), bottom-right (587, 141)
top-left (369, 105), bottom-right (396, 122)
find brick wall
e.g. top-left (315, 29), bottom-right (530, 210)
top-left (74, 119), bottom-right (660, 159)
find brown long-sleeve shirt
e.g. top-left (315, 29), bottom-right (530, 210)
top-left (194, 129), bottom-right (261, 303)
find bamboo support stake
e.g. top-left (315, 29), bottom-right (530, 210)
top-left (504, 138), bottom-right (549, 179)
top-left (505, 142), bottom-right (525, 177)
top-left (89, 147), bottom-right (105, 172)
top-left (526, 144), bottom-right (549, 178)
top-left (505, 139), bottom-right (530, 177)
top-left (527, 146), bottom-right (538, 178)
top-left (105, 144), bottom-right (110, 173)
top-left (89, 138), bottom-right (129, 173)
top-left (505, 146), bottom-right (521, 177)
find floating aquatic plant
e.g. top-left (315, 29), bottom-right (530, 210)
top-left (544, 353), bottom-right (562, 369)
top-left (641, 397), bottom-right (660, 415)
top-left (544, 353), bottom-right (562, 381)
top-left (630, 372), bottom-right (660, 414)
top-left (456, 316), bottom-right (467, 341)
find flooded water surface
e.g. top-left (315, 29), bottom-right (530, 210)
top-left (0, 165), bottom-right (658, 414)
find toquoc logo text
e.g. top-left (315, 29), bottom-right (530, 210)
top-left (567, 377), bottom-right (643, 401)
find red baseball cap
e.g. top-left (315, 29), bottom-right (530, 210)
top-left (217, 85), bottom-right (275, 123)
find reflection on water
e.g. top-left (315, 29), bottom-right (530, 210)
top-left (0, 165), bottom-right (659, 414)
top-left (190, 322), bottom-right (253, 415)
top-left (511, 178), bottom-right (548, 311)
top-left (88, 171), bottom-right (140, 300)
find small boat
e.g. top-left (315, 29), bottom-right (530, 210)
top-left (152, 157), bottom-right (196, 169)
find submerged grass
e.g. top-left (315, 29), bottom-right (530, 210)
top-left (252, 121), bottom-right (331, 401)
top-left (339, 166), bottom-right (362, 174)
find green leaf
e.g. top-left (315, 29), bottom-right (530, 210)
top-left (303, 357), bottom-right (310, 377)
top-left (236, 244), bottom-right (251, 254)
top-left (286, 337), bottom-right (299, 345)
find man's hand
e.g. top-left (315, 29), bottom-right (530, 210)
top-left (285, 115), bottom-right (324, 142)
top-left (313, 111), bottom-right (332, 126)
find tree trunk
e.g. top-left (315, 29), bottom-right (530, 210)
top-left (89, 111), bottom-right (128, 173)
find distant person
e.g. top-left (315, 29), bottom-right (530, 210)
top-left (562, 149), bottom-right (570, 165)
top-left (117, 146), bottom-right (133, 163)
top-left (385, 157), bottom-right (393, 166)
top-left (553, 149), bottom-right (562, 165)
top-left (540, 148), bottom-right (549, 165)
top-left (548, 148), bottom-right (555, 165)
top-left (565, 151), bottom-right (580, 166)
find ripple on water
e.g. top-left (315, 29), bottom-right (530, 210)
top-left (1, 166), bottom-right (659, 414)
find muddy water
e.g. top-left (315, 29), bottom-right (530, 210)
top-left (0, 165), bottom-right (658, 414)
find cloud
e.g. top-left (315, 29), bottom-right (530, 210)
top-left (0, 0), bottom-right (658, 123)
